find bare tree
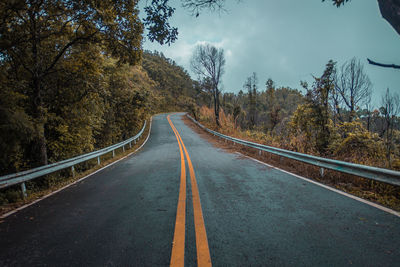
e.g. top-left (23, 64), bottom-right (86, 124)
top-left (364, 92), bottom-right (373, 131)
top-left (367, 58), bottom-right (400, 70)
top-left (334, 58), bottom-right (372, 122)
top-left (182, 0), bottom-right (227, 16)
top-left (329, 66), bottom-right (343, 126)
top-left (191, 44), bottom-right (225, 126)
top-left (380, 88), bottom-right (400, 167)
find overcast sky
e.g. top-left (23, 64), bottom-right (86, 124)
top-left (142, 0), bottom-right (400, 107)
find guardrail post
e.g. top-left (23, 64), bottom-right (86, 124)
top-left (134, 139), bottom-right (137, 145)
top-left (129, 142), bottom-right (132, 149)
top-left (21, 182), bottom-right (27, 198)
top-left (71, 165), bottom-right (75, 177)
top-left (112, 150), bottom-right (115, 158)
top-left (320, 167), bottom-right (325, 178)
top-left (122, 145), bottom-right (125, 152)
top-left (97, 156), bottom-right (101, 165)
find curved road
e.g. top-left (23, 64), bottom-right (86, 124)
top-left (0, 113), bottom-right (399, 266)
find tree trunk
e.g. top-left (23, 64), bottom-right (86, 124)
top-left (30, 13), bottom-right (49, 166)
top-left (33, 75), bottom-right (48, 166)
top-left (214, 89), bottom-right (220, 127)
top-left (38, 133), bottom-right (48, 166)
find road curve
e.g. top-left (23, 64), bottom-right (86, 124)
top-left (0, 113), bottom-right (399, 266)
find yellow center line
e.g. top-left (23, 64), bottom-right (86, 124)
top-left (168, 115), bottom-right (186, 267)
top-left (168, 114), bottom-right (212, 267)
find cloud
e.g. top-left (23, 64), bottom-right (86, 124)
top-left (143, 0), bottom-right (400, 106)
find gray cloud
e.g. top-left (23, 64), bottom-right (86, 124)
top-left (143, 0), bottom-right (400, 107)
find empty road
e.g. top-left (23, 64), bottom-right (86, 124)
top-left (1, 113), bottom-right (399, 266)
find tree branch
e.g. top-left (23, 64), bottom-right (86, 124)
top-left (42, 31), bottom-right (98, 77)
top-left (367, 58), bottom-right (400, 69)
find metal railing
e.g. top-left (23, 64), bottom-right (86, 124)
top-left (0, 120), bottom-right (147, 197)
top-left (187, 115), bottom-right (400, 187)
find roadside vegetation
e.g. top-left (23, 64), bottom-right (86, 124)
top-left (196, 59), bottom-right (400, 171)
top-left (192, 58), bottom-right (400, 210)
top-left (0, 49), bottom-right (204, 206)
top-left (1, 1), bottom-right (399, 210)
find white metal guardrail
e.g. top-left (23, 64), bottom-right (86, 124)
top-left (0, 120), bottom-right (147, 197)
top-left (187, 115), bottom-right (400, 187)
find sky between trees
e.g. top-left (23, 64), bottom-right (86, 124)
top-left (142, 0), bottom-right (400, 107)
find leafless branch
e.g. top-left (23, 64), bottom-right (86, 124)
top-left (367, 58), bottom-right (400, 69)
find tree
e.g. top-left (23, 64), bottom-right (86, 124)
top-left (293, 60), bottom-right (336, 154)
top-left (181, 0), bottom-right (233, 16)
top-left (334, 58), bottom-right (372, 122)
top-left (143, 0), bottom-right (178, 45)
top-left (364, 93), bottom-right (373, 131)
top-left (191, 44), bottom-right (225, 126)
top-left (264, 78), bottom-right (281, 132)
top-left (244, 72), bottom-right (258, 129)
top-left (233, 105), bottom-right (242, 129)
top-left (0, 0), bottom-right (144, 166)
top-left (380, 88), bottom-right (400, 167)
top-left (330, 78), bottom-right (344, 126)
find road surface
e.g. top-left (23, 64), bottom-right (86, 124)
top-left (0, 113), bottom-right (399, 266)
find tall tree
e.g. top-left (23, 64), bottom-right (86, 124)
top-left (191, 44), bottom-right (225, 126)
top-left (244, 72), bottom-right (258, 129)
top-left (304, 60), bottom-right (336, 154)
top-left (265, 78), bottom-right (280, 132)
top-left (334, 58), bottom-right (372, 122)
top-left (380, 88), bottom-right (400, 167)
top-left (364, 93), bottom-right (373, 131)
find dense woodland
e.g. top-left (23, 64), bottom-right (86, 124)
top-left (0, 1), bottom-right (206, 177)
top-left (0, 46), bottom-right (203, 176)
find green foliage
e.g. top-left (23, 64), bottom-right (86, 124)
top-left (0, 0), bottom-right (145, 166)
top-left (302, 60), bottom-right (336, 154)
top-left (142, 50), bottom-right (201, 112)
top-left (289, 103), bottom-right (323, 154)
top-left (222, 77), bottom-right (304, 134)
top-left (144, 0), bottom-right (178, 45)
top-left (244, 73), bottom-right (258, 129)
top-left (0, 46), bottom-right (201, 177)
top-left (0, 78), bottom-right (35, 173)
top-left (329, 121), bottom-right (386, 165)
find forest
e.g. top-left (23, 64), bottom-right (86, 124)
top-left (0, 1), bottom-right (205, 177)
top-left (198, 60), bottom-right (400, 171)
top-left (0, 47), bottom-right (203, 176)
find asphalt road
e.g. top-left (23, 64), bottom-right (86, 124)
top-left (0, 113), bottom-right (399, 266)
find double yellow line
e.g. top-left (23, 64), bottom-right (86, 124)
top-left (167, 115), bottom-right (212, 267)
